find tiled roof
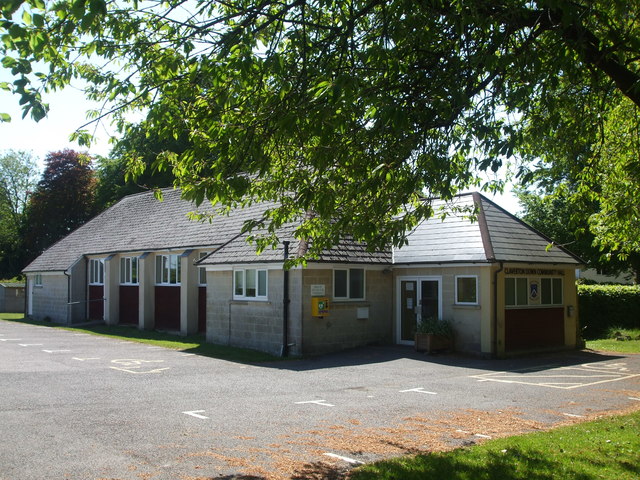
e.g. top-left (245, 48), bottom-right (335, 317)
top-left (23, 189), bottom-right (268, 272)
top-left (24, 188), bottom-right (580, 274)
top-left (199, 226), bottom-right (391, 265)
top-left (393, 192), bottom-right (582, 265)
top-left (23, 189), bottom-right (390, 272)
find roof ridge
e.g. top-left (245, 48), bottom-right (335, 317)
top-left (472, 192), bottom-right (496, 261)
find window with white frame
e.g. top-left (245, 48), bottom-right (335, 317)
top-left (198, 252), bottom-right (209, 286)
top-left (89, 259), bottom-right (104, 285)
top-left (233, 268), bottom-right (268, 299)
top-left (455, 275), bottom-right (478, 304)
top-left (333, 268), bottom-right (365, 300)
top-left (34, 274), bottom-right (43, 286)
top-left (155, 254), bottom-right (181, 285)
top-left (505, 277), bottom-right (563, 307)
top-left (120, 256), bottom-right (139, 285)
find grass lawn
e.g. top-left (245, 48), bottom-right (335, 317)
top-left (586, 328), bottom-right (640, 354)
top-left (0, 313), bottom-right (280, 363)
top-left (350, 410), bottom-right (640, 480)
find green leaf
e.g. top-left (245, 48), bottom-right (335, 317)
top-left (0, 112), bottom-right (11, 122)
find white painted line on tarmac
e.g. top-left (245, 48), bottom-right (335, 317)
top-left (19, 344), bottom-right (43, 347)
top-left (147, 346), bottom-right (164, 349)
top-left (456, 429), bottom-right (471, 434)
top-left (323, 453), bottom-right (364, 465)
top-left (180, 353), bottom-right (196, 357)
top-left (0, 338), bottom-right (22, 341)
top-left (42, 349), bottom-right (71, 353)
top-left (628, 397), bottom-right (640, 401)
top-left (563, 413), bottom-right (584, 418)
top-left (295, 400), bottom-right (335, 407)
top-left (183, 410), bottom-right (209, 419)
top-left (110, 366), bottom-right (169, 374)
top-left (399, 387), bottom-right (437, 395)
top-left (72, 357), bottom-right (100, 361)
top-left (475, 434), bottom-right (492, 439)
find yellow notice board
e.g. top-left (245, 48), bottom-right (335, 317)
top-left (311, 297), bottom-right (329, 317)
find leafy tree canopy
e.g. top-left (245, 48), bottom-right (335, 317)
top-left (1, 1), bottom-right (639, 260)
top-left (0, 149), bottom-right (38, 276)
top-left (23, 149), bottom-right (96, 259)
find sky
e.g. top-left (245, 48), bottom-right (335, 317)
top-left (0, 74), bottom-right (522, 215)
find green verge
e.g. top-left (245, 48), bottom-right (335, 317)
top-left (586, 328), bottom-right (640, 354)
top-left (350, 410), bottom-right (640, 480)
top-left (0, 314), bottom-right (281, 363)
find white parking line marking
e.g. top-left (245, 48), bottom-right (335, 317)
top-left (0, 338), bottom-right (22, 341)
top-left (399, 387), bottom-right (437, 395)
top-left (471, 362), bottom-right (639, 389)
top-left (183, 410), bottom-right (209, 419)
top-left (628, 397), bottom-right (640, 401)
top-left (109, 358), bottom-right (169, 374)
top-left (181, 353), bottom-right (196, 357)
top-left (19, 344), bottom-right (43, 347)
top-left (475, 434), bottom-right (492, 439)
top-left (72, 357), bottom-right (100, 361)
top-left (295, 400), bottom-right (335, 407)
top-left (42, 349), bottom-right (71, 353)
top-left (563, 413), bottom-right (584, 418)
top-left (323, 453), bottom-right (364, 465)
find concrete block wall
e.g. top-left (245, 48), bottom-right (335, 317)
top-left (206, 269), bottom-right (293, 356)
top-left (30, 274), bottom-right (69, 323)
top-left (301, 268), bottom-right (393, 355)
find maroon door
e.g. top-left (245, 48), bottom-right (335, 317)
top-left (119, 285), bottom-right (139, 325)
top-left (155, 286), bottom-right (180, 330)
top-left (88, 285), bottom-right (104, 320)
top-left (505, 307), bottom-right (564, 352)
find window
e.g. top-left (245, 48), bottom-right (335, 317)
top-left (120, 256), bottom-right (139, 285)
top-left (89, 259), bottom-right (104, 285)
top-left (506, 277), bottom-right (563, 306)
top-left (155, 254), bottom-right (181, 285)
top-left (334, 268), bottom-right (365, 300)
top-left (34, 274), bottom-right (43, 287)
top-left (455, 276), bottom-right (478, 304)
top-left (541, 278), bottom-right (563, 305)
top-left (233, 268), bottom-right (268, 299)
top-left (505, 277), bottom-right (528, 306)
top-left (198, 252), bottom-right (209, 286)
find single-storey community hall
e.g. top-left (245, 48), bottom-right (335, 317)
top-left (23, 189), bottom-right (582, 357)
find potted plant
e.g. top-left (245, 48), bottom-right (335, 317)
top-left (415, 317), bottom-right (454, 353)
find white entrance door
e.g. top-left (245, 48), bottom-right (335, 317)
top-left (396, 277), bottom-right (442, 345)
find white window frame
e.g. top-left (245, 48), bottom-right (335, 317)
top-left (155, 254), bottom-right (181, 285)
top-left (34, 274), bottom-right (43, 287)
top-left (233, 267), bottom-right (268, 300)
top-left (120, 256), bottom-right (139, 285)
top-left (455, 275), bottom-right (478, 305)
top-left (89, 258), bottom-right (104, 285)
top-left (333, 268), bottom-right (366, 300)
top-left (198, 252), bottom-right (209, 286)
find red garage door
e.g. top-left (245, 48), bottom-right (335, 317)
top-left (505, 307), bottom-right (564, 352)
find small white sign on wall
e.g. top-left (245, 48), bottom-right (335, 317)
top-left (310, 284), bottom-right (326, 297)
top-left (357, 307), bottom-right (369, 320)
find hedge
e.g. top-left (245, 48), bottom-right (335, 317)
top-left (578, 285), bottom-right (640, 339)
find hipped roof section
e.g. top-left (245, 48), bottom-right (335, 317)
top-left (393, 192), bottom-right (582, 265)
top-left (23, 189), bottom-right (581, 274)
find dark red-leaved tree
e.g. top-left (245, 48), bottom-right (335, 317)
top-left (23, 149), bottom-right (97, 261)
